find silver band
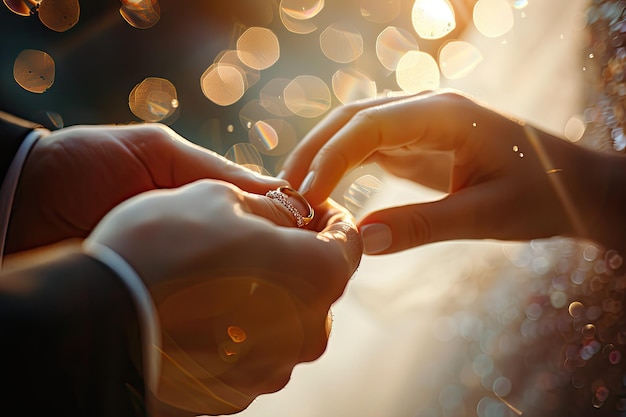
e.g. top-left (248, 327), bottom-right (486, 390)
top-left (265, 186), bottom-right (314, 227)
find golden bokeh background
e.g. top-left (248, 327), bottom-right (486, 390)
top-left (0, 0), bottom-right (483, 183)
top-left (3, 2), bottom-right (609, 417)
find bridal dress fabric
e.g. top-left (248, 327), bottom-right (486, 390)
top-left (234, 1), bottom-right (626, 416)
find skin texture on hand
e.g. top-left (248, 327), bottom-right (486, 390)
top-left (6, 123), bottom-right (287, 254)
top-left (281, 91), bottom-right (626, 254)
top-left (86, 180), bottom-right (362, 416)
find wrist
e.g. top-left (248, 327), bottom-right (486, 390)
top-left (0, 128), bottom-right (47, 261)
top-left (579, 151), bottom-right (626, 255)
top-left (0, 248), bottom-right (145, 414)
top-left (82, 239), bottom-right (161, 398)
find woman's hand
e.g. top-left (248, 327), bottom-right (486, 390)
top-left (282, 91), bottom-right (622, 254)
top-left (86, 179), bottom-right (362, 415)
top-left (6, 123), bottom-right (287, 254)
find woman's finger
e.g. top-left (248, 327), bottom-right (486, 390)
top-left (288, 93), bottom-right (470, 206)
top-left (281, 94), bottom-right (414, 187)
top-left (357, 177), bottom-right (570, 254)
top-left (356, 182), bottom-right (505, 254)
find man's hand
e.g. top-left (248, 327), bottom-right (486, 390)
top-left (7, 123), bottom-right (286, 253)
top-left (87, 179), bottom-right (362, 415)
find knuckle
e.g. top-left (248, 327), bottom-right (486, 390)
top-left (298, 308), bottom-right (332, 363)
top-left (335, 101), bottom-right (361, 119)
top-left (352, 106), bottom-right (381, 126)
top-left (353, 107), bottom-right (384, 144)
top-left (332, 104), bottom-right (351, 118)
top-left (138, 123), bottom-right (174, 144)
top-left (301, 332), bottom-right (328, 362)
top-left (191, 179), bottom-right (234, 198)
top-left (407, 209), bottom-right (432, 246)
top-left (147, 122), bottom-right (171, 134)
top-left (438, 91), bottom-right (472, 109)
top-left (439, 90), bottom-right (463, 100)
top-left (315, 143), bottom-right (351, 171)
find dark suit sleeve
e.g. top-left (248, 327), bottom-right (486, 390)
top-left (0, 111), bottom-right (42, 185)
top-left (0, 251), bottom-right (147, 417)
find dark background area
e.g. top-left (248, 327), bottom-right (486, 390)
top-left (0, 1), bottom-right (455, 162)
top-left (1, 1), bottom-right (269, 154)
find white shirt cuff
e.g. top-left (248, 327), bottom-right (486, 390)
top-left (0, 128), bottom-right (49, 268)
top-left (82, 240), bottom-right (161, 399)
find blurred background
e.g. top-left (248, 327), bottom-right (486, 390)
top-left (0, 0), bottom-right (475, 181)
top-left (1, 1), bottom-right (598, 417)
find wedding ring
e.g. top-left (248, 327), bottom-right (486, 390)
top-left (266, 186), bottom-right (315, 227)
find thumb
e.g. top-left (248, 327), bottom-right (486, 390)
top-left (170, 139), bottom-right (287, 194)
top-left (135, 124), bottom-right (287, 194)
top-left (357, 184), bottom-right (509, 254)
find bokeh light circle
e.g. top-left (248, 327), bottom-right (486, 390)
top-left (438, 40), bottom-right (483, 79)
top-left (284, 75), bottom-right (331, 118)
top-left (492, 377), bottom-right (512, 397)
top-left (564, 115), bottom-right (586, 142)
top-left (35, 110), bottom-right (64, 129)
top-left (376, 26), bottom-right (419, 71)
top-left (280, 0), bottom-right (324, 20)
top-left (332, 68), bottom-right (377, 104)
top-left (344, 174), bottom-right (383, 214)
top-left (120, 0), bottom-right (160, 29)
top-left (473, 0), bottom-right (514, 38)
top-left (200, 64), bottom-right (247, 106)
top-left (396, 50), bottom-right (440, 93)
top-left (13, 49), bottom-right (55, 93)
top-left (411, 0), bottom-right (456, 40)
top-left (319, 23), bottom-right (363, 64)
top-left (4, 0), bottom-right (39, 16)
top-left (359, 0), bottom-right (401, 24)
top-left (215, 50), bottom-right (260, 90)
top-left (249, 118), bottom-right (297, 156)
top-left (129, 77), bottom-right (178, 122)
top-left (249, 120), bottom-right (279, 152)
top-left (279, 6), bottom-right (318, 34)
top-left (38, 0), bottom-right (80, 32)
top-left (237, 27), bottom-right (280, 70)
top-left (259, 78), bottom-right (294, 117)
top-left (513, 0), bottom-right (528, 9)
top-left (239, 99), bottom-right (271, 130)
top-left (225, 142), bottom-right (264, 167)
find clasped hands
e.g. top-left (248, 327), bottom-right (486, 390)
top-left (5, 123), bottom-right (361, 415)
top-left (8, 89), bottom-right (624, 415)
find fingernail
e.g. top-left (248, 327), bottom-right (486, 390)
top-left (361, 223), bottom-right (392, 254)
top-left (276, 170), bottom-right (286, 179)
top-left (299, 171), bottom-right (315, 195)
